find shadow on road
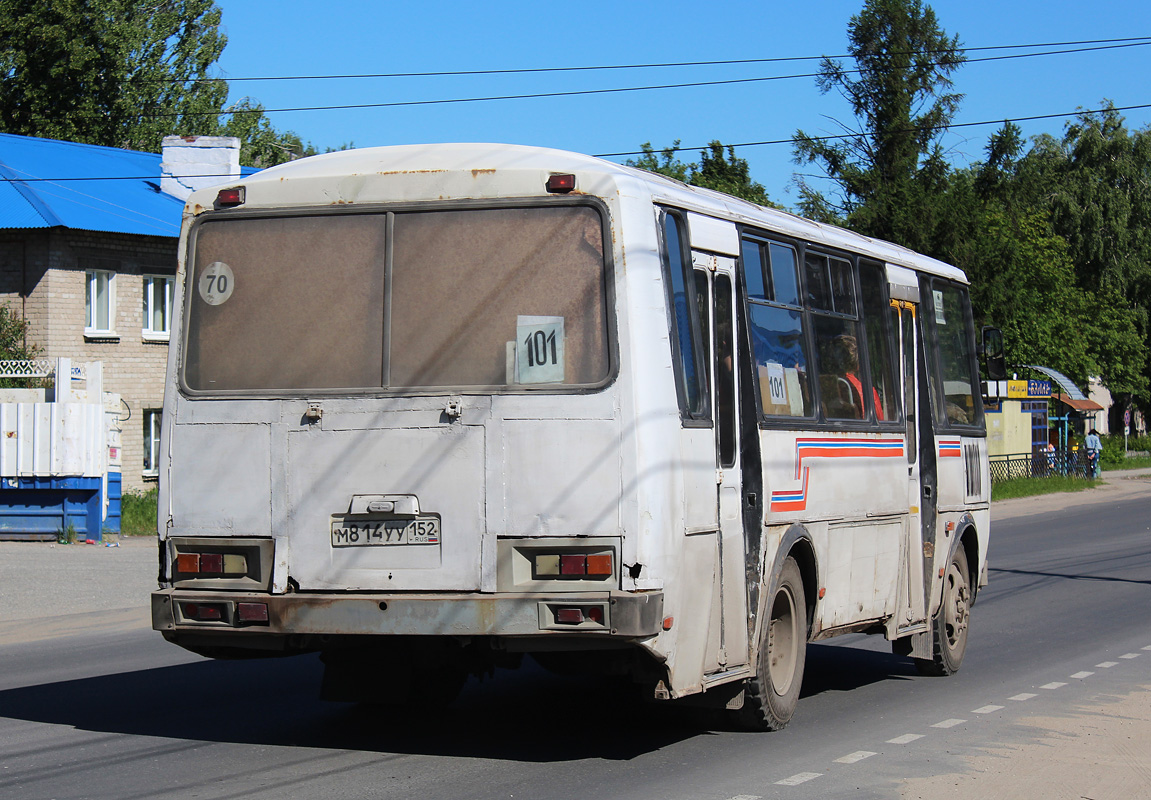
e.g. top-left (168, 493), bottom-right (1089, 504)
top-left (0, 640), bottom-right (919, 761)
top-left (989, 566), bottom-right (1151, 586)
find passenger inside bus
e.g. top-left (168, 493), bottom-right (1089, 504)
top-left (820, 334), bottom-right (883, 421)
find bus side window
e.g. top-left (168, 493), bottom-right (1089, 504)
top-left (808, 252), bottom-right (869, 421)
top-left (926, 280), bottom-right (982, 427)
top-left (859, 259), bottom-right (899, 422)
top-left (743, 238), bottom-right (813, 418)
top-left (662, 211), bottom-right (711, 421)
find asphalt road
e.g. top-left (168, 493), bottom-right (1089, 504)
top-left (0, 477), bottom-right (1148, 800)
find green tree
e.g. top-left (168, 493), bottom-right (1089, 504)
top-left (627, 141), bottom-right (691, 183)
top-left (0, 305), bottom-right (38, 388)
top-left (1028, 105), bottom-right (1151, 300)
top-left (220, 98), bottom-right (315, 168)
top-left (627, 140), bottom-right (778, 206)
top-left (1017, 105), bottom-right (1151, 402)
top-left (792, 0), bottom-right (965, 250)
top-left (0, 0), bottom-right (307, 166)
top-left (948, 122), bottom-right (1147, 400)
top-left (0, 305), bottom-right (34, 360)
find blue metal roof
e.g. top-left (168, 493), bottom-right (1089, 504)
top-left (0, 133), bottom-right (185, 238)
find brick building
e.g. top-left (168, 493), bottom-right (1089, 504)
top-left (0, 133), bottom-right (245, 492)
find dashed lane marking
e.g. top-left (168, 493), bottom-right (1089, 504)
top-left (834, 751), bottom-right (877, 764)
top-left (726, 795), bottom-right (762, 800)
top-left (1009, 693), bottom-right (1037, 701)
top-left (775, 772), bottom-right (821, 786)
top-left (1070, 671), bottom-right (1094, 679)
top-left (931, 718), bottom-right (966, 729)
top-left (887, 733), bottom-right (924, 744)
top-left (1097, 661), bottom-right (1119, 668)
top-left (1120, 653), bottom-right (1141, 659)
top-left (972, 705), bottom-right (1003, 714)
top-left (1041, 682), bottom-right (1067, 690)
top-left (1142, 645), bottom-right (1151, 651)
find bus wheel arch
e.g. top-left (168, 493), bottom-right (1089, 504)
top-left (731, 529), bottom-right (816, 731)
top-left (767, 524), bottom-right (818, 633)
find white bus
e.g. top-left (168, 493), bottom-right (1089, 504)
top-left (151, 144), bottom-right (992, 730)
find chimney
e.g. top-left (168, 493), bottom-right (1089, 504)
top-left (160, 135), bottom-right (241, 201)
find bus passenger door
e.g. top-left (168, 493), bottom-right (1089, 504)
top-left (895, 300), bottom-right (928, 630)
top-left (700, 254), bottom-right (750, 670)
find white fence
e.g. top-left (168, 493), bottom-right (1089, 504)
top-left (0, 358), bottom-right (107, 479)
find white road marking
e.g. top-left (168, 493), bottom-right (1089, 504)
top-left (931, 718), bottom-right (966, 728)
top-left (887, 733), bottom-right (924, 744)
top-left (972, 705), bottom-right (1004, 714)
top-left (1041, 682), bottom-right (1067, 690)
top-left (1142, 645), bottom-right (1151, 651)
top-left (834, 751), bottom-right (877, 764)
top-left (1120, 653), bottom-right (1141, 659)
top-left (1009, 693), bottom-right (1037, 701)
top-left (726, 795), bottom-right (762, 800)
top-left (1070, 671), bottom-right (1094, 679)
top-left (775, 772), bottom-right (821, 786)
top-left (1097, 661), bottom-right (1119, 668)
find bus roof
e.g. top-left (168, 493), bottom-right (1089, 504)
top-left (204, 142), bottom-right (967, 284)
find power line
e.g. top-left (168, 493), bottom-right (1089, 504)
top-left (158, 36), bottom-right (1151, 84)
top-left (152, 41), bottom-right (1151, 119)
top-left (6, 103), bottom-right (1148, 183)
top-left (593, 103), bottom-right (1151, 158)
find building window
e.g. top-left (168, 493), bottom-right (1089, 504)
top-left (143, 409), bottom-right (162, 476)
top-left (85, 269), bottom-right (116, 336)
top-left (142, 275), bottom-right (174, 340)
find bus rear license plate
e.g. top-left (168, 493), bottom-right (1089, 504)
top-left (331, 518), bottom-right (440, 547)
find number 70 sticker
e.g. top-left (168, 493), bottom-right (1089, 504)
top-left (199, 261), bottom-right (235, 306)
top-left (516, 315), bottom-right (565, 384)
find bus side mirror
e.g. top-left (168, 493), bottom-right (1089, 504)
top-left (982, 326), bottom-right (1006, 381)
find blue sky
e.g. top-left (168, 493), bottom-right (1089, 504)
top-left (212, 1), bottom-right (1150, 207)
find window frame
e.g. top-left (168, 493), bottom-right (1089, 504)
top-left (143, 408), bottom-right (162, 477)
top-left (178, 196), bottom-right (619, 398)
top-left (741, 233), bottom-right (816, 422)
top-left (920, 276), bottom-right (986, 433)
top-left (857, 258), bottom-right (903, 427)
top-left (658, 206), bottom-right (712, 426)
top-left (739, 228), bottom-right (903, 432)
top-left (142, 273), bottom-right (175, 341)
top-left (84, 268), bottom-right (117, 338)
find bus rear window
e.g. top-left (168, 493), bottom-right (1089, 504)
top-left (183, 205), bottom-right (610, 392)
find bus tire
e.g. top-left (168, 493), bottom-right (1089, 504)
top-left (916, 545), bottom-right (970, 676)
top-left (733, 556), bottom-right (808, 731)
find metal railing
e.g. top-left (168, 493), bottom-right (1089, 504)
top-left (989, 451), bottom-right (1095, 483)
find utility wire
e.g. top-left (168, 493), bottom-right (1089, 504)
top-left (152, 36), bottom-right (1151, 84)
top-left (594, 103), bottom-right (1151, 157)
top-left (7, 102), bottom-right (1148, 183)
top-left (147, 41), bottom-right (1151, 119)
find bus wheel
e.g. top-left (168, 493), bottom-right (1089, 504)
top-left (733, 557), bottom-right (808, 731)
top-left (916, 546), bottom-right (970, 676)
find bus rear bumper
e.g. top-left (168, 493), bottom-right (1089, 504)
top-left (151, 588), bottom-right (664, 643)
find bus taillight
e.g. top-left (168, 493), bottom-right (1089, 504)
top-left (216, 186), bottom-right (245, 207)
top-left (534, 552), bottom-right (613, 578)
top-left (545, 174), bottom-right (575, 193)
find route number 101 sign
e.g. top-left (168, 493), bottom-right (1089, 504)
top-left (515, 315), bottom-right (565, 384)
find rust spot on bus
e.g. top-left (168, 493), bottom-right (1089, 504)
top-left (471, 168), bottom-right (496, 178)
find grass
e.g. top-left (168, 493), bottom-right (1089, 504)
top-left (991, 474), bottom-right (1101, 501)
top-left (1105, 455), bottom-right (1151, 471)
top-left (120, 488), bottom-right (159, 536)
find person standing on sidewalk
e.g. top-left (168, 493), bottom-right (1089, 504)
top-left (1085, 428), bottom-right (1102, 478)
